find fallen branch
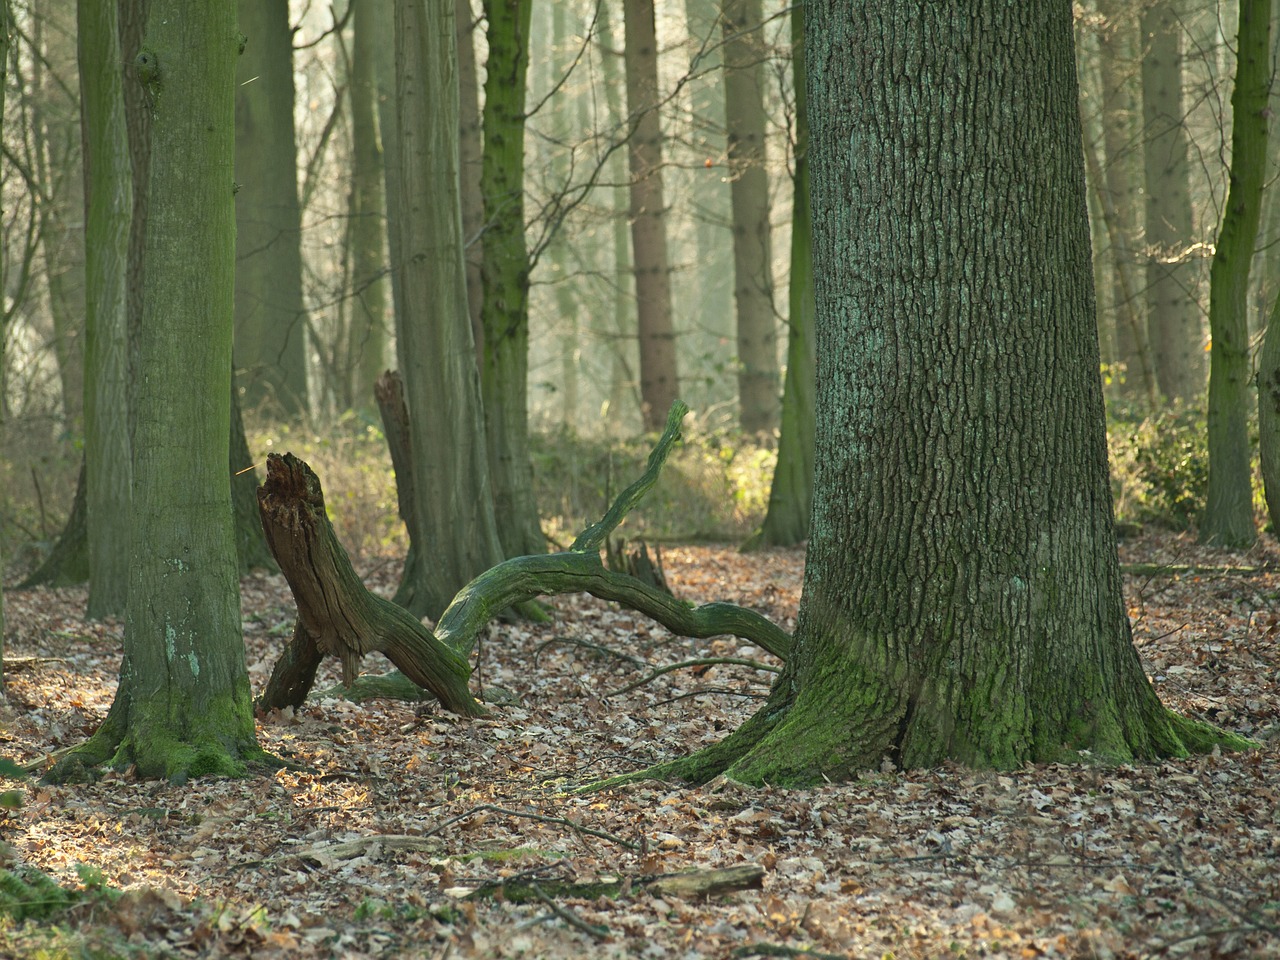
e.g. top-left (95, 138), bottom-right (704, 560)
top-left (605, 657), bottom-right (781, 698)
top-left (465, 864), bottom-right (765, 904)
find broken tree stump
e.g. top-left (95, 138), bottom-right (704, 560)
top-left (255, 401), bottom-right (791, 716)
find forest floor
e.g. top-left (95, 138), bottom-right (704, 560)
top-left (1, 531), bottom-right (1279, 959)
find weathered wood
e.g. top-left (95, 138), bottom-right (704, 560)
top-left (464, 863), bottom-right (765, 903)
top-left (256, 401), bottom-right (791, 714)
top-left (255, 452), bottom-right (483, 717)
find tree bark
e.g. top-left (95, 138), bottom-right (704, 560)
top-left (1202, 0), bottom-right (1269, 548)
top-left (345, 0), bottom-right (389, 412)
top-left (722, 0), bottom-right (779, 435)
top-left (479, 0), bottom-right (545, 558)
top-left (78, 0), bottom-right (133, 619)
top-left (750, 4), bottom-right (813, 549)
top-left (0, 0), bottom-right (10, 692)
top-left (1141, 0), bottom-right (1203, 402)
top-left (49, 0), bottom-right (264, 782)
top-left (390, 0), bottom-right (506, 621)
top-left (233, 0), bottom-right (310, 417)
top-left (615, 1), bottom-right (1248, 788)
top-left (456, 0), bottom-right (486, 358)
top-left (623, 0), bottom-right (680, 431)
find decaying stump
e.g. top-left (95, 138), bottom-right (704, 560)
top-left (606, 537), bottom-right (671, 594)
top-left (256, 401), bottom-right (791, 716)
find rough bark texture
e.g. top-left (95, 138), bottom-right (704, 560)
top-left (79, 0), bottom-right (133, 619)
top-left (49, 0), bottom-right (263, 782)
top-left (233, 0), bottom-right (309, 416)
top-left (616, 2), bottom-right (1247, 789)
top-left (1202, 0), bottom-right (1269, 548)
top-left (346, 0), bottom-right (389, 412)
top-left (391, 0), bottom-right (506, 621)
top-left (479, 0), bottom-right (545, 558)
top-left (722, 0), bottom-right (779, 435)
top-left (1141, 0), bottom-right (1203, 402)
top-left (750, 4), bottom-right (814, 550)
top-left (623, 0), bottom-right (680, 431)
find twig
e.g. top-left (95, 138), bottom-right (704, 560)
top-left (534, 635), bottom-right (645, 669)
top-left (528, 883), bottom-right (610, 940)
top-left (606, 657), bottom-right (780, 698)
top-left (651, 688), bottom-right (769, 707)
top-left (418, 804), bottom-right (640, 851)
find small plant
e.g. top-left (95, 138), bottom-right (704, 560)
top-left (1109, 406), bottom-right (1209, 529)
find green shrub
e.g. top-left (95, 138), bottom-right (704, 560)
top-left (1108, 405), bottom-right (1209, 529)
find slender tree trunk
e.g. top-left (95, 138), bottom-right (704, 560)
top-left (390, 0), bottom-right (506, 620)
top-left (53, 0), bottom-right (262, 781)
top-left (722, 0), bottom-right (779, 434)
top-left (457, 0), bottom-right (486, 357)
top-left (1202, 0), bottom-right (1270, 548)
top-left (78, 0), bottom-right (133, 619)
top-left (659, 1), bottom-right (1241, 787)
top-left (479, 0), bottom-right (544, 558)
top-left (1095, 0), bottom-right (1155, 406)
top-left (751, 4), bottom-right (813, 549)
top-left (623, 0), bottom-right (680, 431)
top-left (234, 0), bottom-right (310, 417)
top-left (1142, 0), bottom-right (1203, 402)
top-left (346, 0), bottom-right (389, 412)
top-left (1, 0), bottom-right (11, 692)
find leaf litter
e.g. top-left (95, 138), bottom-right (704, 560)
top-left (0, 532), bottom-right (1278, 958)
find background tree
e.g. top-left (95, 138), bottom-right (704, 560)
top-left (77, 0), bottom-right (132, 619)
top-left (54, 0), bottom-right (263, 780)
top-left (644, 0), bottom-right (1243, 786)
top-left (750, 2), bottom-right (813, 549)
top-left (624, 0), bottom-right (680, 431)
top-left (1, 0), bottom-right (11, 693)
top-left (722, 0), bottom-right (779, 435)
top-left (343, 0), bottom-right (389, 413)
top-left (234, 0), bottom-right (309, 416)
top-left (1201, 0), bottom-right (1269, 548)
top-left (478, 0), bottom-right (544, 557)
top-left (389, 0), bottom-right (506, 620)
top-left (1141, 0), bottom-right (1203, 402)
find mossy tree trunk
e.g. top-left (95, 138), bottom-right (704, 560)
top-left (624, 0), bottom-right (680, 431)
top-left (390, 0), bottom-right (506, 621)
top-left (1202, 0), bottom-right (1270, 548)
top-left (750, 4), bottom-right (814, 550)
top-left (722, 0), bottom-right (779, 435)
top-left (645, 1), bottom-right (1248, 788)
top-left (78, 0), bottom-right (133, 619)
top-left (51, 0), bottom-right (263, 782)
top-left (233, 0), bottom-right (309, 417)
top-left (479, 0), bottom-right (544, 558)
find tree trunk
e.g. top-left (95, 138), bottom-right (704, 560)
top-left (722, 0), bottom-right (779, 435)
top-left (78, 0), bottom-right (133, 619)
top-left (623, 0), bottom-right (680, 431)
top-left (1095, 0), bottom-right (1155, 407)
top-left (1202, 0), bottom-right (1269, 548)
top-left (345, 0), bottom-right (389, 413)
top-left (233, 0), bottom-right (309, 417)
top-left (50, 0), bottom-right (263, 782)
top-left (1, 0), bottom-right (10, 693)
top-left (456, 0), bottom-right (486, 358)
top-left (390, 0), bottom-right (506, 621)
top-left (1141, 0), bottom-right (1203, 403)
top-left (479, 0), bottom-right (544, 558)
top-left (639, 1), bottom-right (1246, 787)
top-left (750, 4), bottom-right (813, 549)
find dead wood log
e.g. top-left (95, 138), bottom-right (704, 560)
top-left (254, 452), bottom-right (483, 717)
top-left (256, 401), bottom-right (790, 715)
top-left (463, 864), bottom-right (765, 903)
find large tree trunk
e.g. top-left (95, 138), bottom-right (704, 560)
top-left (345, 0), bottom-right (389, 413)
top-left (78, 0), bottom-right (133, 619)
top-left (1141, 0), bottom-right (1203, 403)
top-left (390, 0), bottom-right (506, 621)
top-left (623, 0), bottom-right (680, 431)
top-left (1202, 0), bottom-right (1269, 548)
top-left (633, 1), bottom-right (1245, 788)
top-left (750, 4), bottom-right (813, 549)
top-left (479, 0), bottom-right (544, 558)
top-left (233, 0), bottom-right (309, 417)
top-left (722, 0), bottom-right (779, 435)
top-left (50, 0), bottom-right (263, 782)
